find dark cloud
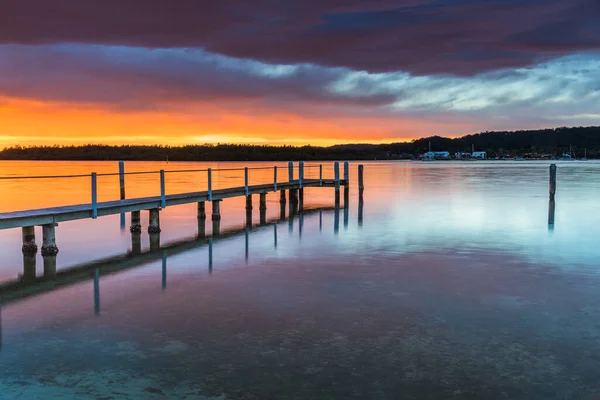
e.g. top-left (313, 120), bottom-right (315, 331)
top-left (0, 0), bottom-right (598, 75)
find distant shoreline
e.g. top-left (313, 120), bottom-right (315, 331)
top-left (1, 125), bottom-right (598, 161)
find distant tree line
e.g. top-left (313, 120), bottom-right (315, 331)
top-left (2, 126), bottom-right (599, 161)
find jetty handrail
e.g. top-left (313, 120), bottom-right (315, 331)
top-left (0, 163), bottom-right (325, 180)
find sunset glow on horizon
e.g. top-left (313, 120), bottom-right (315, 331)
top-left (1, 1), bottom-right (599, 146)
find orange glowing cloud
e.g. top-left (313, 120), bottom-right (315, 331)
top-left (0, 96), bottom-right (477, 148)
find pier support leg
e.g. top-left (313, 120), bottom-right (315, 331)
top-left (21, 226), bottom-right (37, 255)
top-left (259, 193), bottom-right (267, 225)
top-left (43, 255), bottom-right (57, 279)
top-left (280, 200), bottom-right (286, 221)
top-left (246, 195), bottom-right (253, 212)
top-left (149, 232), bottom-right (161, 251)
top-left (212, 200), bottom-right (222, 236)
top-left (22, 253), bottom-right (36, 281)
top-left (197, 201), bottom-right (206, 220)
top-left (198, 218), bottom-right (206, 239)
top-left (298, 188), bottom-right (304, 211)
top-left (212, 200), bottom-right (222, 221)
top-left (280, 190), bottom-right (286, 206)
top-left (131, 232), bottom-right (142, 255)
top-left (358, 165), bottom-right (364, 198)
top-left (130, 211), bottom-right (142, 233)
top-left (41, 224), bottom-right (59, 256)
top-left (148, 209), bottom-right (161, 233)
top-left (344, 186), bottom-right (349, 209)
top-left (334, 190), bottom-right (341, 208)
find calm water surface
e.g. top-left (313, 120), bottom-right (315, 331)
top-left (1, 160), bottom-right (600, 399)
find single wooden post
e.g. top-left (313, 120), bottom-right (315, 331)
top-left (118, 160), bottom-right (125, 200)
top-left (212, 218), bottom-right (221, 237)
top-left (41, 224), bottom-right (58, 256)
top-left (197, 201), bottom-right (206, 219)
top-left (149, 231), bottom-right (160, 250)
top-left (358, 196), bottom-right (364, 227)
top-left (343, 161), bottom-right (349, 186)
top-left (162, 250), bottom-right (167, 291)
top-left (549, 164), bottom-right (557, 198)
top-left (299, 161), bottom-right (304, 189)
top-left (160, 170), bottom-right (166, 208)
top-left (280, 199), bottom-right (286, 221)
top-left (334, 205), bottom-right (340, 235)
top-left (319, 164), bottom-right (323, 186)
top-left (299, 188), bottom-right (304, 211)
top-left (273, 166), bottom-right (278, 192)
top-left (93, 268), bottom-right (100, 315)
top-left (244, 167), bottom-right (249, 196)
top-left (207, 168), bottom-right (213, 201)
top-left (21, 226), bottom-right (37, 254)
top-left (148, 208), bottom-right (161, 233)
top-left (91, 172), bottom-right (98, 219)
top-left (358, 165), bottom-right (364, 193)
top-left (130, 210), bottom-right (142, 233)
top-left (197, 217), bottom-right (206, 239)
top-left (288, 161), bottom-right (294, 182)
top-left (548, 197), bottom-right (556, 227)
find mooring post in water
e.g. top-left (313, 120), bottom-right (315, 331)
top-left (207, 168), bottom-right (213, 201)
top-left (21, 226), bottom-right (37, 254)
top-left (93, 268), bottom-right (100, 315)
top-left (197, 201), bottom-right (206, 220)
top-left (91, 172), bottom-right (98, 219)
top-left (358, 197), bottom-right (364, 227)
top-left (43, 255), bottom-right (57, 279)
top-left (358, 165), bottom-right (364, 197)
top-left (41, 224), bottom-right (58, 256)
top-left (160, 170), bottom-right (166, 209)
top-left (549, 164), bottom-right (557, 199)
top-left (130, 210), bottom-right (141, 233)
top-left (334, 204), bottom-right (340, 235)
top-left (148, 208), bottom-right (161, 233)
top-left (548, 197), bottom-right (556, 228)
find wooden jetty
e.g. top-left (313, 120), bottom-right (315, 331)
top-left (0, 161), bottom-right (363, 256)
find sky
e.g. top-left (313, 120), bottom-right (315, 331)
top-left (0, 0), bottom-right (599, 147)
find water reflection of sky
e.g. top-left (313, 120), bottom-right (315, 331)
top-left (2, 161), bottom-right (600, 398)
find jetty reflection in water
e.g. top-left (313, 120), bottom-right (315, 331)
top-left (0, 205), bottom-right (355, 318)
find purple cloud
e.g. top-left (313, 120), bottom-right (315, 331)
top-left (0, 0), bottom-right (598, 75)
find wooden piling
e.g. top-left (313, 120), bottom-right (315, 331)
top-left (131, 232), bottom-right (142, 255)
top-left (548, 198), bottom-right (556, 227)
top-left (334, 162), bottom-right (340, 192)
top-left (149, 232), bottom-right (160, 250)
top-left (41, 224), bottom-right (58, 256)
top-left (280, 189), bottom-right (286, 205)
top-left (43, 255), bottom-right (57, 279)
top-left (197, 201), bottom-right (206, 219)
top-left (21, 226), bottom-right (37, 254)
top-left (343, 161), bottom-right (349, 186)
top-left (212, 219), bottom-right (221, 237)
top-left (246, 194), bottom-right (253, 211)
top-left (299, 188), bottom-right (304, 210)
top-left (148, 208), bottom-right (161, 233)
top-left (211, 200), bottom-right (222, 221)
top-left (22, 253), bottom-right (36, 281)
top-left (130, 210), bottom-right (141, 233)
top-left (358, 165), bottom-right (364, 194)
top-left (259, 193), bottom-right (267, 225)
top-left (197, 217), bottom-right (206, 239)
top-left (549, 164), bottom-right (557, 198)
top-left (160, 170), bottom-right (166, 208)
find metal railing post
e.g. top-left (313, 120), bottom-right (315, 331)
top-left (299, 161), bottom-right (304, 188)
top-left (208, 168), bottom-right (212, 201)
top-left (244, 167), bottom-right (249, 196)
top-left (160, 170), bottom-right (166, 208)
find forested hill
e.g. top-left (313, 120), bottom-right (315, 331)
top-left (1, 126), bottom-right (599, 161)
